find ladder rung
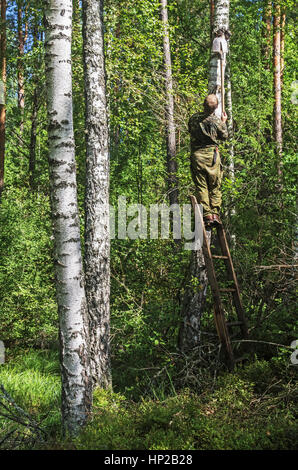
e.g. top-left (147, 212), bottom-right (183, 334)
top-left (190, 195), bottom-right (248, 365)
top-left (226, 321), bottom-right (243, 327)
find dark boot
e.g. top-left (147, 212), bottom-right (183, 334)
top-left (204, 215), bottom-right (213, 228)
top-left (212, 214), bottom-right (222, 226)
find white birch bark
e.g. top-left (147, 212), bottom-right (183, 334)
top-left (209, 0), bottom-right (230, 118)
top-left (44, 0), bottom-right (91, 435)
top-left (82, 0), bottom-right (111, 389)
top-left (178, 239), bottom-right (209, 352)
top-left (210, 0), bottom-right (235, 236)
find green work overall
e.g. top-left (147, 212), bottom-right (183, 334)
top-left (188, 111), bottom-right (228, 217)
top-left (190, 146), bottom-right (223, 217)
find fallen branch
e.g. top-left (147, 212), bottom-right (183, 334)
top-left (255, 264), bottom-right (298, 270)
top-left (0, 384), bottom-right (46, 449)
top-left (231, 339), bottom-right (292, 349)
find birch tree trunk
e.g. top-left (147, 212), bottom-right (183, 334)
top-left (273, 2), bottom-right (283, 181)
top-left (210, 1), bottom-right (235, 218)
top-left (178, 244), bottom-right (208, 352)
top-left (82, 0), bottom-right (111, 389)
top-left (44, 0), bottom-right (91, 435)
top-left (208, 0), bottom-right (230, 118)
top-left (160, 0), bottom-right (179, 206)
top-left (0, 0), bottom-right (6, 199)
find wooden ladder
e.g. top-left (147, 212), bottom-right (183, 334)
top-left (190, 196), bottom-right (248, 368)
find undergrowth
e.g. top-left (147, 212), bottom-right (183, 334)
top-left (0, 350), bottom-right (297, 450)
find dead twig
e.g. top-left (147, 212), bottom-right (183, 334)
top-left (255, 264), bottom-right (298, 270)
top-left (231, 339), bottom-right (292, 349)
top-left (0, 384), bottom-right (46, 450)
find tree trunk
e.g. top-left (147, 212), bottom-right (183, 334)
top-left (160, 0), bottom-right (178, 206)
top-left (280, 11), bottom-right (286, 86)
top-left (273, 2), bottom-right (283, 180)
top-left (82, 0), bottom-right (111, 389)
top-left (226, 65), bottom-right (234, 177)
top-left (209, 0), bottom-right (233, 186)
top-left (44, 0), bottom-right (91, 435)
top-left (225, 64), bottom-right (236, 247)
top-left (29, 87), bottom-right (38, 189)
top-left (210, 0), bottom-right (215, 46)
top-left (0, 0), bottom-right (6, 199)
top-left (111, 22), bottom-right (121, 151)
top-left (209, 0), bottom-right (230, 118)
top-left (178, 236), bottom-right (209, 352)
top-left (17, 0), bottom-right (26, 132)
top-left (29, 19), bottom-right (39, 189)
top-left (263, 0), bottom-right (272, 62)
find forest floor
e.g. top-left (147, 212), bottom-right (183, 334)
top-left (0, 349), bottom-right (297, 450)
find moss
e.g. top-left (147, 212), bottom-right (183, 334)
top-left (0, 351), bottom-right (297, 450)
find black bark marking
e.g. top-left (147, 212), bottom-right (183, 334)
top-left (48, 120), bottom-right (62, 131)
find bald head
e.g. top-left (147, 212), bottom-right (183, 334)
top-left (204, 95), bottom-right (218, 114)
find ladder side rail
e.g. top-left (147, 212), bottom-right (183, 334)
top-left (190, 196), bottom-right (235, 366)
top-left (216, 225), bottom-right (249, 338)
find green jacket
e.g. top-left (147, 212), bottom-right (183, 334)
top-left (188, 112), bottom-right (228, 153)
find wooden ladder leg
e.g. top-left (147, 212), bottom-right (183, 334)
top-left (213, 304), bottom-right (235, 369)
top-left (216, 225), bottom-right (249, 338)
top-left (189, 196), bottom-right (235, 367)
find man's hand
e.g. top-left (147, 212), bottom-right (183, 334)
top-left (221, 112), bottom-right (227, 123)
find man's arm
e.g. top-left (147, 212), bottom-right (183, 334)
top-left (217, 112), bottom-right (229, 140)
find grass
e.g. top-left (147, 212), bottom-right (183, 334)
top-left (0, 349), bottom-right (61, 444)
top-left (0, 350), bottom-right (297, 450)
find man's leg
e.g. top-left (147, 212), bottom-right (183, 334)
top-left (190, 155), bottom-right (212, 217)
top-left (207, 154), bottom-right (223, 217)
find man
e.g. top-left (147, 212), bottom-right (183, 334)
top-left (188, 94), bottom-right (228, 228)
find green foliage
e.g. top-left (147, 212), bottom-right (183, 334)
top-left (0, 354), bottom-right (296, 450)
top-left (74, 359), bottom-right (297, 450)
top-left (2, 0), bottom-right (295, 361)
top-left (0, 0), bottom-right (297, 450)
top-left (0, 188), bottom-right (57, 347)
